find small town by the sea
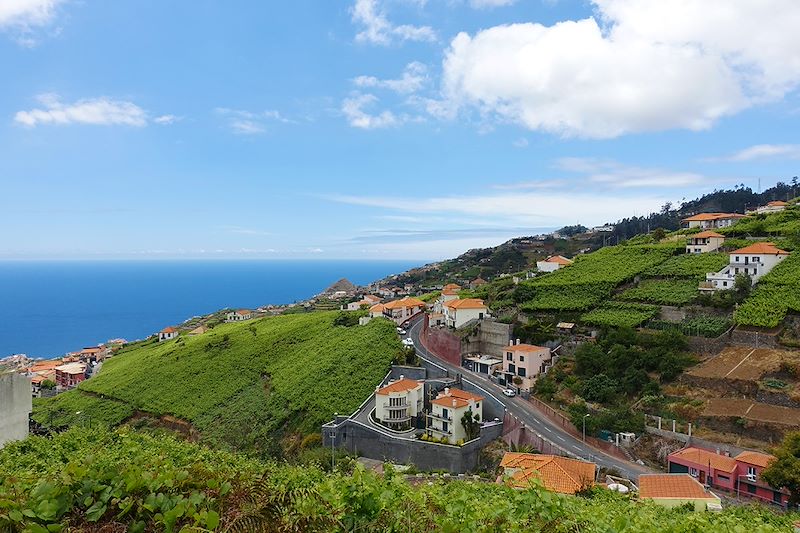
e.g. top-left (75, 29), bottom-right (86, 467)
top-left (3, 2), bottom-right (800, 531)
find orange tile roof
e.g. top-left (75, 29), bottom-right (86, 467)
top-left (236, 309), bottom-right (251, 315)
top-left (471, 277), bottom-right (487, 285)
top-left (160, 327), bottom-right (177, 333)
top-left (363, 295), bottom-right (381, 303)
top-left (734, 451), bottom-right (775, 468)
top-left (730, 242), bottom-right (789, 255)
top-left (443, 283), bottom-right (461, 291)
top-left (767, 201), bottom-right (789, 207)
top-left (447, 388), bottom-right (485, 402)
top-left (692, 231), bottom-right (724, 238)
top-left (369, 303), bottom-right (385, 313)
top-left (682, 212), bottom-right (745, 222)
top-left (432, 396), bottom-right (470, 408)
top-left (669, 447), bottom-right (737, 472)
top-left (639, 474), bottom-right (717, 500)
top-left (442, 287), bottom-right (459, 296)
top-left (545, 255), bottom-right (573, 265)
top-left (444, 298), bottom-right (487, 310)
top-left (507, 343), bottom-right (549, 353)
top-left (29, 360), bottom-right (62, 372)
top-left (376, 378), bottom-right (422, 395)
top-left (81, 347), bottom-right (102, 354)
top-left (383, 297), bottom-right (426, 310)
top-left (501, 453), bottom-right (596, 494)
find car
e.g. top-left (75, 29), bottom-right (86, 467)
top-left (396, 327), bottom-right (403, 332)
top-left (403, 338), bottom-right (414, 346)
top-left (502, 388), bottom-right (516, 397)
top-left (397, 329), bottom-right (407, 335)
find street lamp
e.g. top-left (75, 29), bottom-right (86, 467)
top-left (582, 414), bottom-right (590, 443)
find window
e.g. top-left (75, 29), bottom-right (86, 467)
top-left (735, 256), bottom-right (740, 262)
top-left (508, 364), bottom-right (515, 374)
top-left (519, 355), bottom-right (525, 362)
top-left (506, 352), bottom-right (513, 361)
top-left (752, 256), bottom-right (758, 262)
top-left (475, 403), bottom-right (479, 409)
top-left (747, 466), bottom-right (756, 481)
top-left (747, 483), bottom-right (756, 494)
top-left (718, 474), bottom-right (729, 481)
top-left (441, 408), bottom-right (448, 419)
top-left (689, 468), bottom-right (698, 478)
top-left (753, 268), bottom-right (757, 275)
top-left (723, 281), bottom-right (728, 287)
top-left (773, 490), bottom-right (783, 504)
top-left (518, 367), bottom-right (526, 377)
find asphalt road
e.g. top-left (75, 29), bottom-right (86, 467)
top-left (407, 318), bottom-right (653, 482)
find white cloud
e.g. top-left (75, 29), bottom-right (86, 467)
top-left (435, 1), bottom-right (800, 138)
top-left (341, 93), bottom-right (400, 129)
top-left (469, 0), bottom-right (516, 8)
top-left (215, 108), bottom-right (292, 135)
top-left (555, 157), bottom-right (705, 188)
top-left (0, 0), bottom-right (65, 45)
top-left (14, 94), bottom-right (149, 127)
top-left (353, 62), bottom-right (428, 94)
top-left (352, 0), bottom-right (436, 45)
top-left (154, 114), bottom-right (179, 125)
top-left (716, 144), bottom-right (800, 162)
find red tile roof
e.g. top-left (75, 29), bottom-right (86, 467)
top-left (669, 447), bottom-right (737, 472)
top-left (376, 378), bottom-right (422, 395)
top-left (432, 396), bottom-right (470, 408)
top-left (693, 231), bottom-right (724, 238)
top-left (731, 242), bottom-right (789, 255)
top-left (734, 451), bottom-right (775, 468)
top-left (500, 453), bottom-right (596, 494)
top-left (767, 201), bottom-right (789, 207)
top-left (545, 255), bottom-right (572, 265)
top-left (682, 212), bottom-right (746, 222)
top-left (507, 343), bottom-right (549, 352)
top-left (639, 474), bottom-right (718, 500)
top-left (383, 297), bottom-right (426, 310)
top-left (160, 327), bottom-right (177, 334)
top-left (444, 298), bottom-right (487, 310)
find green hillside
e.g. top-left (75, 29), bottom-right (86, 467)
top-left (1, 428), bottom-right (793, 533)
top-left (33, 312), bottom-right (402, 455)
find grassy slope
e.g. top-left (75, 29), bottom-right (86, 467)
top-left (34, 312), bottom-right (401, 454)
top-left (1, 428), bottom-right (794, 533)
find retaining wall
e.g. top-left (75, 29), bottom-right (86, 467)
top-left (0, 373), bottom-right (32, 448)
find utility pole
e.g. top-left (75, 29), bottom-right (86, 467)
top-left (582, 413), bottom-right (590, 442)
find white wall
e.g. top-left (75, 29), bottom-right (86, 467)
top-left (0, 373), bottom-right (32, 448)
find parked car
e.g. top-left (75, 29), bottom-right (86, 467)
top-left (403, 338), bottom-right (415, 346)
top-left (397, 329), bottom-right (407, 335)
top-left (502, 388), bottom-right (516, 398)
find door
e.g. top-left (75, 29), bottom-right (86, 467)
top-left (699, 471), bottom-right (706, 484)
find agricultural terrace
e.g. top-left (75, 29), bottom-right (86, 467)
top-left (33, 312), bottom-right (402, 455)
top-left (687, 346), bottom-right (800, 381)
top-left (514, 245), bottom-right (677, 312)
top-left (719, 207), bottom-right (800, 237)
top-left (704, 398), bottom-right (800, 427)
top-left (645, 252), bottom-right (729, 279)
top-left (618, 279), bottom-right (699, 306)
top-left (580, 302), bottom-right (660, 329)
top-left (735, 253), bottom-right (800, 327)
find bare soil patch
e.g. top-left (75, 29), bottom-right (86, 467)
top-left (704, 398), bottom-right (800, 426)
top-left (687, 346), bottom-right (800, 381)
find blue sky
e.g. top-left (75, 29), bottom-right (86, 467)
top-left (1, 0), bottom-right (799, 261)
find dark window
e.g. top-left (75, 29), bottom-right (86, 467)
top-left (747, 483), bottom-right (756, 494)
top-left (773, 491), bottom-right (783, 504)
top-left (442, 421), bottom-right (448, 432)
top-left (506, 352), bottom-right (513, 361)
top-left (442, 408), bottom-right (448, 419)
top-left (518, 367), bottom-right (526, 377)
top-left (723, 281), bottom-right (728, 287)
top-left (519, 355), bottom-right (525, 362)
top-left (509, 364), bottom-right (515, 374)
top-left (717, 475), bottom-right (729, 481)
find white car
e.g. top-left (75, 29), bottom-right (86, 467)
top-left (403, 338), bottom-right (415, 346)
top-left (397, 329), bottom-right (407, 335)
top-left (502, 388), bottom-right (516, 398)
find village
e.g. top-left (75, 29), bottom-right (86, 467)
top-left (2, 198), bottom-right (799, 515)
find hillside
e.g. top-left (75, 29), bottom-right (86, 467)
top-left (33, 312), bottom-right (402, 456)
top-left (0, 428), bottom-right (793, 532)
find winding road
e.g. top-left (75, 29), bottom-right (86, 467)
top-left (408, 317), bottom-right (653, 481)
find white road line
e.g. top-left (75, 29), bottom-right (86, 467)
top-left (556, 435), bottom-right (566, 442)
top-left (544, 426), bottom-right (553, 432)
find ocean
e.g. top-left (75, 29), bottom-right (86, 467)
top-left (0, 260), bottom-right (418, 359)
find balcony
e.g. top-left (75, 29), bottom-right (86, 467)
top-left (382, 414), bottom-right (411, 424)
top-left (427, 426), bottom-right (452, 436)
top-left (383, 402), bottom-right (409, 411)
top-left (427, 412), bottom-right (453, 422)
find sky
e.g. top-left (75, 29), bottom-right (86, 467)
top-left (1, 0), bottom-right (799, 261)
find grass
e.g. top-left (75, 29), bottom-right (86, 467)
top-left (617, 279), bottom-right (700, 306)
top-left (33, 312), bottom-right (402, 455)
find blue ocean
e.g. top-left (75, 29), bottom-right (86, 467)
top-left (0, 260), bottom-right (418, 359)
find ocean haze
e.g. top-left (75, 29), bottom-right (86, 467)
top-left (0, 260), bottom-right (417, 358)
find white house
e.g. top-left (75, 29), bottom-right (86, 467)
top-left (346, 295), bottom-right (381, 311)
top-left (536, 255), bottom-right (573, 273)
top-left (682, 213), bottom-right (746, 229)
top-left (0, 372), bottom-right (32, 449)
top-left (368, 303), bottom-right (386, 318)
top-left (751, 201), bottom-right (790, 214)
top-left (500, 341), bottom-right (552, 393)
top-left (226, 309), bottom-right (252, 322)
top-left (686, 231), bottom-right (725, 254)
top-left (382, 297), bottom-right (426, 325)
top-left (158, 327), bottom-right (178, 342)
top-left (374, 377), bottom-right (424, 430)
top-left (702, 242), bottom-right (789, 291)
top-left (443, 298), bottom-right (489, 329)
top-left (426, 387), bottom-right (484, 444)
top-left (433, 284), bottom-right (460, 313)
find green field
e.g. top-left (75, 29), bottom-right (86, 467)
top-left (0, 428), bottom-right (793, 533)
top-left (618, 279), bottom-right (700, 306)
top-left (735, 253), bottom-right (800, 327)
top-left (33, 312), bottom-right (402, 454)
top-left (580, 302), bottom-right (661, 329)
top-left (645, 252), bottom-right (729, 279)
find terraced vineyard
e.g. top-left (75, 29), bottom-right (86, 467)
top-left (645, 252), bottom-right (729, 279)
top-left (33, 312), bottom-right (402, 454)
top-left (735, 253), bottom-right (800, 327)
top-left (618, 279), bottom-right (700, 306)
top-left (580, 302), bottom-right (661, 328)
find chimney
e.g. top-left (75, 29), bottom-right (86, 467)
top-left (509, 340), bottom-right (513, 346)
top-left (452, 399), bottom-right (457, 407)
top-left (444, 387), bottom-right (450, 396)
top-left (400, 374), bottom-right (404, 380)
top-left (516, 339), bottom-right (521, 345)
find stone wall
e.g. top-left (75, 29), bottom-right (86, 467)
top-left (659, 305), bottom-right (687, 322)
top-left (730, 327), bottom-right (782, 348)
top-left (0, 373), bottom-right (32, 448)
top-left (322, 419), bottom-right (503, 473)
top-left (461, 320), bottom-right (513, 358)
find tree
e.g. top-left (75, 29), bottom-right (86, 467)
top-left (734, 273), bottom-right (753, 299)
top-left (762, 431), bottom-right (800, 506)
top-left (580, 374), bottom-right (618, 403)
top-left (651, 228), bottom-right (667, 242)
top-left (460, 408), bottom-right (481, 441)
top-left (40, 379), bottom-right (56, 390)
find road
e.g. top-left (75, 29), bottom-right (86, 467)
top-left (407, 318), bottom-right (653, 481)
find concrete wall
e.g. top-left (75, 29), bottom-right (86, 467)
top-left (0, 373), bottom-right (32, 448)
top-left (323, 418), bottom-right (503, 473)
top-left (421, 323), bottom-right (462, 367)
top-left (462, 320), bottom-right (513, 358)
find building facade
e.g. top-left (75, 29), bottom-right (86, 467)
top-left (426, 388), bottom-right (484, 444)
top-left (54, 362), bottom-right (87, 389)
top-left (373, 378), bottom-right (424, 430)
top-left (443, 298), bottom-right (488, 329)
top-left (702, 243), bottom-right (789, 291)
top-left (382, 297), bottom-right (426, 325)
top-left (536, 255), bottom-right (573, 273)
top-left (0, 372), bottom-right (32, 448)
top-left (226, 309), bottom-right (252, 322)
top-left (682, 213), bottom-right (747, 229)
top-left (686, 231), bottom-right (725, 254)
top-left (500, 341), bottom-right (552, 392)
top-left (158, 327), bottom-right (178, 341)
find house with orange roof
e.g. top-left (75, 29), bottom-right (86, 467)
top-left (374, 377), bottom-right (424, 430)
top-left (702, 242), bottom-right (790, 291)
top-left (54, 361), bottom-right (87, 389)
top-left (500, 452), bottom-right (596, 494)
top-left (751, 200), bottom-right (790, 215)
top-left (686, 231), bottom-right (725, 254)
top-left (382, 296), bottom-right (426, 325)
top-left (433, 284), bottom-right (461, 314)
top-left (682, 212), bottom-right (747, 229)
top-left (346, 294), bottom-right (382, 311)
top-left (443, 298), bottom-right (489, 329)
top-left (226, 309), bottom-right (253, 322)
top-left (536, 255), bottom-right (573, 273)
top-left (426, 387), bottom-right (484, 444)
top-left (469, 277), bottom-right (487, 289)
top-left (158, 326), bottom-right (179, 342)
top-left (638, 474), bottom-right (721, 511)
top-left (500, 340), bottom-right (552, 393)
top-left (734, 450), bottom-right (789, 506)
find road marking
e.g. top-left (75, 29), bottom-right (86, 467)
top-left (544, 426), bottom-right (552, 432)
top-left (724, 348), bottom-right (756, 378)
top-left (556, 435), bottom-right (566, 442)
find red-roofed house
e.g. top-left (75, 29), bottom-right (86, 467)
top-left (500, 452), bottom-right (596, 494)
top-left (54, 362), bottom-right (87, 389)
top-left (382, 297), bottom-right (426, 325)
top-left (752, 201), bottom-right (789, 214)
top-left (426, 387), bottom-right (484, 444)
top-left (682, 212), bottom-right (747, 229)
top-left (536, 255), bottom-right (573, 273)
top-left (226, 309), bottom-right (252, 322)
top-left (500, 340), bottom-right (552, 393)
top-left (158, 327), bottom-right (178, 342)
top-left (686, 231), bottom-right (725, 254)
top-left (374, 377), bottom-right (424, 430)
top-left (668, 446), bottom-right (789, 506)
top-left (638, 474), bottom-right (721, 511)
top-left (443, 298), bottom-right (489, 328)
top-left (702, 242), bottom-right (789, 291)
